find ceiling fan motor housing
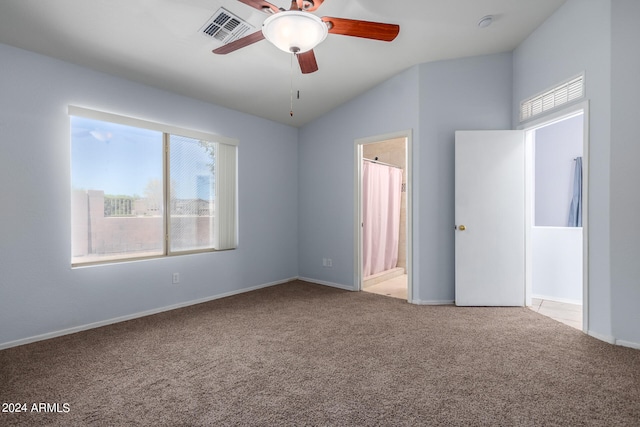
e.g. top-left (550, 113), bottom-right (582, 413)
top-left (262, 11), bottom-right (328, 53)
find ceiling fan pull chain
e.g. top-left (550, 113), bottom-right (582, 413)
top-left (290, 52), bottom-right (295, 117)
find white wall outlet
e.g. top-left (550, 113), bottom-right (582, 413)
top-left (323, 258), bottom-right (333, 268)
top-left (172, 272), bottom-right (180, 284)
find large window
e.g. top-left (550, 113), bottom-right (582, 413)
top-left (70, 106), bottom-right (237, 266)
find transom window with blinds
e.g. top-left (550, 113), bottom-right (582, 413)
top-left (520, 73), bottom-right (585, 122)
top-left (69, 106), bottom-right (237, 266)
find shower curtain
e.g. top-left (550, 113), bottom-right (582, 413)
top-left (568, 156), bottom-right (582, 227)
top-left (362, 160), bottom-right (403, 278)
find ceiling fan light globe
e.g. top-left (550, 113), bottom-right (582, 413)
top-left (262, 11), bottom-right (328, 54)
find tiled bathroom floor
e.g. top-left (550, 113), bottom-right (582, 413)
top-left (364, 274), bottom-right (407, 300)
top-left (529, 298), bottom-right (583, 330)
top-left (366, 278), bottom-right (583, 331)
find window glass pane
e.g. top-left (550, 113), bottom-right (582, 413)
top-left (71, 116), bottom-right (164, 264)
top-left (169, 135), bottom-right (216, 252)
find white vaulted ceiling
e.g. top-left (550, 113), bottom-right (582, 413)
top-left (0, 0), bottom-right (566, 126)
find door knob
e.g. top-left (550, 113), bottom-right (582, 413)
top-left (458, 225), bottom-right (466, 231)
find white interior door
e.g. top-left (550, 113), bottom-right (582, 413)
top-left (455, 130), bottom-right (525, 306)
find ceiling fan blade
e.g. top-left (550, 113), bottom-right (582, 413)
top-left (297, 50), bottom-right (319, 74)
top-left (321, 17), bottom-right (399, 42)
top-left (237, 0), bottom-right (280, 14)
top-left (212, 30), bottom-right (266, 54)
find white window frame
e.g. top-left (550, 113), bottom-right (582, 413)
top-left (69, 106), bottom-right (238, 266)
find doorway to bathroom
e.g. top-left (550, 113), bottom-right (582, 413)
top-left (354, 131), bottom-right (412, 302)
top-left (524, 104), bottom-right (588, 331)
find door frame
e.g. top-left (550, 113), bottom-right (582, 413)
top-left (354, 130), bottom-right (413, 302)
top-left (520, 100), bottom-right (590, 332)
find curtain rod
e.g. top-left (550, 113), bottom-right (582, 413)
top-left (363, 157), bottom-right (402, 169)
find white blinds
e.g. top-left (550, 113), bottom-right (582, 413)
top-left (520, 74), bottom-right (584, 122)
top-left (214, 142), bottom-right (237, 250)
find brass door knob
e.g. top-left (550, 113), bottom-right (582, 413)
top-left (458, 225), bottom-right (466, 231)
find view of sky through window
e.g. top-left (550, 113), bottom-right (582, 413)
top-left (71, 116), bottom-right (163, 197)
top-left (71, 117), bottom-right (214, 200)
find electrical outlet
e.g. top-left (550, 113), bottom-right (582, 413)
top-left (172, 272), bottom-right (180, 284)
top-left (323, 258), bottom-right (333, 268)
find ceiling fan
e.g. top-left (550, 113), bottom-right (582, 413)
top-left (212, 0), bottom-right (400, 74)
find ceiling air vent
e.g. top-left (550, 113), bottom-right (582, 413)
top-left (200, 8), bottom-right (254, 44)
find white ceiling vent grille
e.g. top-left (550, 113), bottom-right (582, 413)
top-left (200, 8), bottom-right (253, 44)
top-left (520, 74), bottom-right (585, 122)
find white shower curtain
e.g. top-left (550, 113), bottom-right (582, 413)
top-left (362, 161), bottom-right (403, 278)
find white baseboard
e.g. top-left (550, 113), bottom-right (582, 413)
top-left (6, 278), bottom-right (637, 353)
top-left (297, 276), bottom-right (355, 291)
top-left (588, 331), bottom-right (640, 350)
top-left (615, 339), bottom-right (640, 350)
top-left (587, 330), bottom-right (616, 345)
top-left (411, 299), bottom-right (455, 306)
top-left (0, 277), bottom-right (297, 350)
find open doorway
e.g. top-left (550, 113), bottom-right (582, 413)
top-left (523, 103), bottom-right (588, 331)
top-left (355, 131), bottom-right (412, 302)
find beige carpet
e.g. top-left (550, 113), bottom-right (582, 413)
top-left (1, 280), bottom-right (639, 426)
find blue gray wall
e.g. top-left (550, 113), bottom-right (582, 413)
top-left (297, 53), bottom-right (512, 304)
top-left (610, 0), bottom-right (640, 346)
top-left (416, 53), bottom-right (512, 303)
top-left (297, 66), bottom-right (420, 289)
top-left (513, 0), bottom-right (614, 341)
top-left (0, 43), bottom-right (299, 348)
top-left (299, 0), bottom-right (640, 347)
top-left (515, 0), bottom-right (640, 346)
top-left (2, 0), bottom-right (639, 349)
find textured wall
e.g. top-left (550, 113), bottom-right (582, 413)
top-left (0, 43), bottom-right (299, 348)
top-left (513, 0), bottom-right (613, 340)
